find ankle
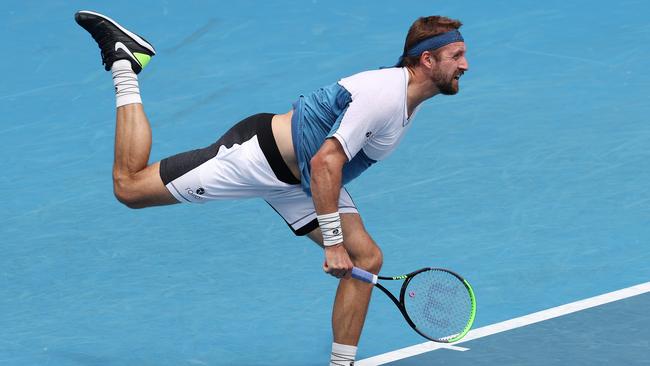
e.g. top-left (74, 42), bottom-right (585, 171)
top-left (330, 342), bottom-right (357, 366)
top-left (112, 60), bottom-right (142, 108)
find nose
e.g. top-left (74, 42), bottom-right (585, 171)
top-left (459, 56), bottom-right (469, 71)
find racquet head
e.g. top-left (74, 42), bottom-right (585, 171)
top-left (400, 268), bottom-right (476, 343)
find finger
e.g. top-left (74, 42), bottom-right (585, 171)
top-left (345, 259), bottom-right (354, 271)
top-left (325, 269), bottom-right (340, 277)
top-left (342, 269), bottom-right (352, 280)
top-left (328, 269), bottom-right (342, 278)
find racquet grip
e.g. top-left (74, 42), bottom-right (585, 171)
top-left (351, 267), bottom-right (378, 284)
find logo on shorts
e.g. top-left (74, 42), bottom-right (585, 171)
top-left (185, 187), bottom-right (204, 200)
top-left (365, 131), bottom-right (372, 138)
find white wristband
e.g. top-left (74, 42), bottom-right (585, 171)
top-left (317, 212), bottom-right (343, 247)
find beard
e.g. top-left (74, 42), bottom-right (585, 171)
top-left (433, 69), bottom-right (459, 95)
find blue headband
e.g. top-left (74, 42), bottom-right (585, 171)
top-left (394, 30), bottom-right (464, 67)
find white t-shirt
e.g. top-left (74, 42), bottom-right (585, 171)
top-left (291, 67), bottom-right (420, 193)
top-left (332, 67), bottom-right (420, 162)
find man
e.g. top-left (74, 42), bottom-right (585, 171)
top-left (75, 11), bottom-right (468, 365)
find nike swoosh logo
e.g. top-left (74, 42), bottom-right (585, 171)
top-left (115, 42), bottom-right (141, 66)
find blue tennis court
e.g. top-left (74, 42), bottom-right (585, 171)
top-left (367, 290), bottom-right (650, 365)
top-left (1, 0), bottom-right (649, 365)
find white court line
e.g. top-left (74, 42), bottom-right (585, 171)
top-left (440, 345), bottom-right (469, 352)
top-left (357, 281), bottom-right (650, 366)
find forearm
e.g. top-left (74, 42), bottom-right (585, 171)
top-left (310, 157), bottom-right (343, 215)
top-left (310, 139), bottom-right (349, 250)
top-left (311, 153), bottom-right (348, 249)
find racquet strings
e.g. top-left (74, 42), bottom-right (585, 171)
top-left (403, 269), bottom-right (473, 341)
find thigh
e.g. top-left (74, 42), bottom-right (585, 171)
top-left (125, 161), bottom-right (180, 207)
top-left (307, 213), bottom-right (380, 260)
top-left (340, 213), bottom-right (382, 264)
top-left (160, 113), bottom-right (285, 203)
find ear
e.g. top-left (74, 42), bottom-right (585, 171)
top-left (420, 50), bottom-right (435, 69)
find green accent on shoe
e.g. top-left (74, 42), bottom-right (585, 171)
top-left (134, 53), bottom-right (151, 68)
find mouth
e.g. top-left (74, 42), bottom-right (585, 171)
top-left (454, 71), bottom-right (464, 80)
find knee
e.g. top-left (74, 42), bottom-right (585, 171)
top-left (350, 237), bottom-right (383, 274)
top-left (364, 246), bottom-right (384, 274)
top-left (113, 174), bottom-right (145, 209)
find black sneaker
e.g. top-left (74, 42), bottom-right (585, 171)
top-left (75, 10), bottom-right (156, 74)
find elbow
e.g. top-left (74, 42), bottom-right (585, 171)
top-left (310, 150), bottom-right (346, 172)
top-left (309, 154), bottom-right (342, 190)
top-left (309, 139), bottom-right (348, 190)
top-left (310, 154), bottom-right (339, 179)
top-left (309, 155), bottom-right (325, 187)
top-left (309, 154), bottom-right (325, 173)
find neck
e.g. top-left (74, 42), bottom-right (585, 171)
top-left (406, 66), bottom-right (439, 117)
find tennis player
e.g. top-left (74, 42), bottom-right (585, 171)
top-left (75, 11), bottom-right (468, 365)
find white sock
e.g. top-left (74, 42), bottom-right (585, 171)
top-left (111, 60), bottom-right (142, 108)
top-left (330, 342), bottom-right (357, 366)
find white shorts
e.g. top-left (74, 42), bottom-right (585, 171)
top-left (159, 113), bottom-right (358, 235)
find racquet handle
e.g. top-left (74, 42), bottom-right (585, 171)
top-left (351, 267), bottom-right (378, 284)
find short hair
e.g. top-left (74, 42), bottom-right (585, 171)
top-left (401, 16), bottom-right (463, 68)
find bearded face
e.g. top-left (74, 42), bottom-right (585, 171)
top-left (432, 67), bottom-right (463, 95)
top-left (428, 43), bottom-right (468, 95)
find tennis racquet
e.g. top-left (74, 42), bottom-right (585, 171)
top-left (351, 266), bottom-right (476, 343)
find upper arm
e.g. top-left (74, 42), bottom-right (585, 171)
top-left (328, 92), bottom-right (390, 161)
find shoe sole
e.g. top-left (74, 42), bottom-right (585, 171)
top-left (76, 10), bottom-right (156, 55)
